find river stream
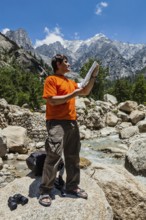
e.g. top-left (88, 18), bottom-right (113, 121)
top-left (2, 137), bottom-right (146, 188)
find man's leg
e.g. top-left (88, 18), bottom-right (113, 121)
top-left (64, 121), bottom-right (81, 191)
top-left (39, 121), bottom-right (64, 201)
top-left (64, 121), bottom-right (88, 199)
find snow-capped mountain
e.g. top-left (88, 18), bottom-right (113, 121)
top-left (4, 29), bottom-right (146, 79)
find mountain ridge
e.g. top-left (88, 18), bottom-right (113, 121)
top-left (4, 28), bottom-right (146, 79)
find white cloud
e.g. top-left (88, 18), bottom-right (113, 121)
top-left (95, 1), bottom-right (108, 15)
top-left (34, 26), bottom-right (64, 48)
top-left (96, 8), bottom-right (102, 15)
top-left (100, 2), bottom-right (108, 7)
top-left (1, 28), bottom-right (10, 34)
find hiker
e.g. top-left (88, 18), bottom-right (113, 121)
top-left (39, 54), bottom-right (99, 206)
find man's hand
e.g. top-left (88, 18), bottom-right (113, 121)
top-left (92, 64), bottom-right (99, 77)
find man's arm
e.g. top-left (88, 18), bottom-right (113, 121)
top-left (47, 64), bottom-right (99, 105)
top-left (47, 88), bottom-right (84, 106)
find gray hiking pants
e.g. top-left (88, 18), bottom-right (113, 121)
top-left (39, 120), bottom-right (81, 194)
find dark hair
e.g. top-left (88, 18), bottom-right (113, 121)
top-left (51, 54), bottom-right (68, 73)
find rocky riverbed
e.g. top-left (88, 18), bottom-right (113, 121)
top-left (1, 135), bottom-right (146, 190)
top-left (1, 95), bottom-right (146, 219)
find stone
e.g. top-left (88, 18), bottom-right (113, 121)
top-left (2, 126), bottom-right (28, 154)
top-left (86, 163), bottom-right (146, 220)
top-left (104, 94), bottom-right (118, 105)
top-left (117, 110), bottom-right (129, 122)
top-left (129, 110), bottom-right (145, 125)
top-left (36, 142), bottom-right (45, 149)
top-left (96, 101), bottom-right (112, 113)
top-left (118, 101), bottom-right (138, 113)
top-left (99, 127), bottom-right (118, 137)
top-left (0, 98), bottom-right (8, 109)
top-left (16, 154), bottom-right (28, 161)
top-left (106, 112), bottom-right (118, 127)
top-left (120, 126), bottom-right (139, 139)
top-left (80, 157), bottom-right (91, 168)
top-left (137, 120), bottom-right (146, 132)
top-left (0, 171), bottom-right (113, 220)
top-left (125, 137), bottom-right (146, 176)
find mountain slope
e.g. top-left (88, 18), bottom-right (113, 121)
top-left (0, 32), bottom-right (45, 74)
top-left (4, 29), bottom-right (146, 79)
top-left (5, 28), bottom-right (34, 51)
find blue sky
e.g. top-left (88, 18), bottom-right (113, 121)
top-left (1, 0), bottom-right (146, 47)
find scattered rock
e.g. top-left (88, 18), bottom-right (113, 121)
top-left (80, 157), bottom-right (91, 168)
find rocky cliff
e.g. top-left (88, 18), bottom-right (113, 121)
top-left (0, 32), bottom-right (44, 74)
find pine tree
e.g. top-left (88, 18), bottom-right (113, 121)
top-left (111, 78), bottom-right (132, 102)
top-left (132, 74), bottom-right (146, 104)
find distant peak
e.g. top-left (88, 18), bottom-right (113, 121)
top-left (94, 33), bottom-right (106, 38)
top-left (84, 33), bottom-right (108, 46)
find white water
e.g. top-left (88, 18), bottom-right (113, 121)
top-left (80, 138), bottom-right (146, 187)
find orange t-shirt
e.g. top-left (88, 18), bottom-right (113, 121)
top-left (43, 75), bottom-right (78, 120)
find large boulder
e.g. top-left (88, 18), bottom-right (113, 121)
top-left (138, 120), bottom-right (146, 132)
top-left (129, 110), bottom-right (145, 125)
top-left (2, 126), bottom-right (28, 154)
top-left (0, 171), bottom-right (113, 220)
top-left (125, 137), bottom-right (146, 176)
top-left (106, 112), bottom-right (119, 127)
top-left (119, 126), bottom-right (139, 139)
top-left (117, 110), bottom-right (129, 122)
top-left (86, 163), bottom-right (146, 220)
top-left (118, 101), bottom-right (138, 113)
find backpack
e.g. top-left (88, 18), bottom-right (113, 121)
top-left (26, 151), bottom-right (66, 195)
top-left (26, 151), bottom-right (64, 176)
top-left (26, 151), bottom-right (47, 176)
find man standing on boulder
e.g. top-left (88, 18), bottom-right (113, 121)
top-left (39, 54), bottom-right (99, 206)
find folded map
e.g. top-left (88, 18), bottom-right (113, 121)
top-left (79, 61), bottom-right (98, 88)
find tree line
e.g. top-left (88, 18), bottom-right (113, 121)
top-left (80, 58), bottom-right (146, 105)
top-left (1, 59), bottom-right (146, 110)
top-left (0, 66), bottom-right (45, 110)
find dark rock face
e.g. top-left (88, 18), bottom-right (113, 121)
top-left (0, 33), bottom-right (43, 73)
top-left (5, 28), bottom-right (34, 51)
